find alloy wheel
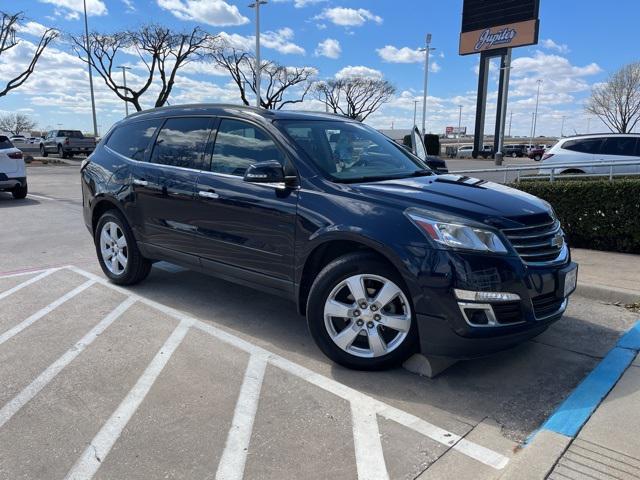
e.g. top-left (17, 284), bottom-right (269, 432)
top-left (99, 221), bottom-right (128, 275)
top-left (323, 274), bottom-right (411, 358)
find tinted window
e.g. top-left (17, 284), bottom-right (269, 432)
top-left (0, 136), bottom-right (13, 149)
top-left (600, 137), bottom-right (638, 157)
top-left (279, 120), bottom-right (427, 182)
top-left (58, 130), bottom-right (84, 138)
top-left (211, 119), bottom-right (285, 176)
top-left (562, 138), bottom-right (603, 154)
top-left (150, 117), bottom-right (212, 170)
top-left (107, 119), bottom-right (162, 161)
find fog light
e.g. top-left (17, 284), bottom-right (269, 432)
top-left (454, 289), bottom-right (520, 303)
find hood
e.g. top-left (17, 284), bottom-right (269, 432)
top-left (353, 174), bottom-right (552, 228)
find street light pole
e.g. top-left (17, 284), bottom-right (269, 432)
top-left (249, 1), bottom-right (267, 108)
top-left (83, 0), bottom-right (98, 137)
top-left (561, 115), bottom-right (566, 137)
top-left (421, 34), bottom-right (435, 136)
top-left (118, 66), bottom-right (131, 117)
top-left (457, 104), bottom-right (463, 151)
top-left (530, 79), bottom-right (542, 149)
top-left (508, 111), bottom-right (513, 138)
top-left (413, 100), bottom-right (419, 127)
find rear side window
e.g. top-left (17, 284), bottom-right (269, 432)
top-left (150, 117), bottom-right (212, 170)
top-left (0, 136), bottom-right (13, 149)
top-left (211, 119), bottom-right (285, 176)
top-left (107, 119), bottom-right (162, 161)
top-left (562, 138), bottom-right (603, 154)
top-left (600, 137), bottom-right (638, 157)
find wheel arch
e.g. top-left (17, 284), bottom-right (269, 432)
top-left (91, 196), bottom-right (127, 235)
top-left (296, 232), bottom-right (416, 316)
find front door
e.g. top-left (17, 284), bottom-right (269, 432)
top-left (132, 116), bottom-right (214, 257)
top-left (192, 118), bottom-right (298, 284)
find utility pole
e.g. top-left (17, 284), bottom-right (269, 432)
top-left (421, 34), bottom-right (435, 136)
top-left (530, 79), bottom-right (542, 149)
top-left (560, 115), bottom-right (566, 137)
top-left (508, 111), bottom-right (513, 137)
top-left (83, 0), bottom-right (98, 137)
top-left (457, 104), bottom-right (463, 151)
top-left (249, 1), bottom-right (267, 108)
top-left (413, 100), bottom-right (419, 128)
top-left (118, 66), bottom-right (131, 117)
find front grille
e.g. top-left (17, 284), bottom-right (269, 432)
top-left (502, 219), bottom-right (565, 265)
top-left (532, 292), bottom-right (564, 319)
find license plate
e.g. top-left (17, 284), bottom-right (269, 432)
top-left (563, 266), bottom-right (578, 297)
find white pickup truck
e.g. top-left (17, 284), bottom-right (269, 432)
top-left (39, 130), bottom-right (96, 159)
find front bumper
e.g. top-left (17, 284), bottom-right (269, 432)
top-left (406, 248), bottom-right (577, 358)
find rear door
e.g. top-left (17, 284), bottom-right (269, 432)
top-left (192, 118), bottom-right (298, 284)
top-left (598, 137), bottom-right (639, 174)
top-left (133, 116), bottom-right (214, 257)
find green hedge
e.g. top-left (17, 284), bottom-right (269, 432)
top-left (510, 179), bottom-right (640, 253)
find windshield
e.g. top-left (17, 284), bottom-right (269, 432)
top-left (277, 120), bottom-right (430, 183)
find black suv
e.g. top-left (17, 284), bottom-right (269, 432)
top-left (81, 105), bottom-right (577, 370)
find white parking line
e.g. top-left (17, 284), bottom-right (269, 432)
top-left (0, 297), bottom-right (136, 429)
top-left (66, 266), bottom-right (510, 471)
top-left (0, 267), bottom-right (56, 280)
top-left (0, 269), bottom-right (57, 301)
top-left (64, 319), bottom-right (192, 480)
top-left (216, 354), bottom-right (268, 480)
top-left (27, 193), bottom-right (56, 201)
top-left (0, 280), bottom-right (95, 347)
top-left (351, 403), bottom-right (389, 480)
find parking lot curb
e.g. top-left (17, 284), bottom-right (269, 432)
top-left (500, 320), bottom-right (640, 479)
top-left (576, 281), bottom-right (640, 305)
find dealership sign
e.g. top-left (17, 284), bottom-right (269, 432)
top-left (446, 126), bottom-right (467, 135)
top-left (460, 19), bottom-right (538, 55)
top-left (459, 0), bottom-right (540, 55)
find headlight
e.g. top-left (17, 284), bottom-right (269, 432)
top-left (406, 211), bottom-right (508, 253)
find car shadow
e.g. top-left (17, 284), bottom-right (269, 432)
top-left (0, 195), bottom-right (40, 207)
top-left (124, 265), bottom-right (632, 443)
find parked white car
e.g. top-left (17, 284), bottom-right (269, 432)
top-left (539, 134), bottom-right (640, 175)
top-left (0, 135), bottom-right (27, 199)
top-left (457, 145), bottom-right (474, 158)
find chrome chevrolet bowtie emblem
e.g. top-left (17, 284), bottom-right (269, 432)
top-left (551, 233), bottom-right (564, 248)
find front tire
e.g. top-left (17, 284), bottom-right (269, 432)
top-left (12, 183), bottom-right (27, 199)
top-left (57, 145), bottom-right (66, 159)
top-left (94, 210), bottom-right (151, 285)
top-left (307, 252), bottom-right (418, 370)
top-left (40, 145), bottom-right (48, 157)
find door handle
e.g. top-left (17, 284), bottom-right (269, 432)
top-left (133, 179), bottom-right (148, 186)
top-left (198, 190), bottom-right (220, 199)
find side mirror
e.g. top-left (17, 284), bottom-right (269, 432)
top-left (243, 160), bottom-right (285, 185)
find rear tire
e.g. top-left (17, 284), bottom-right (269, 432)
top-left (40, 145), bottom-right (48, 157)
top-left (94, 210), bottom-right (151, 285)
top-left (534, 155), bottom-right (542, 161)
top-left (12, 183), bottom-right (27, 199)
top-left (511, 152), bottom-right (517, 158)
top-left (57, 145), bottom-right (66, 159)
top-left (307, 252), bottom-right (418, 370)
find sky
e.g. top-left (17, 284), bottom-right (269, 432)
top-left (1, 0), bottom-right (639, 137)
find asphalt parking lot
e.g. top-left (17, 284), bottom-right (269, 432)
top-left (1, 164), bottom-right (638, 479)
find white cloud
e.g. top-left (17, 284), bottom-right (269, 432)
top-left (315, 38), bottom-right (341, 59)
top-left (38, 0), bottom-right (107, 16)
top-left (15, 21), bottom-right (52, 38)
top-left (273, 0), bottom-right (327, 7)
top-left (335, 65), bottom-right (383, 79)
top-left (376, 45), bottom-right (423, 63)
top-left (541, 39), bottom-right (570, 54)
top-left (430, 61), bottom-right (441, 73)
top-left (314, 7), bottom-right (382, 27)
top-left (121, 0), bottom-right (136, 12)
top-left (218, 32), bottom-right (254, 51)
top-left (157, 0), bottom-right (249, 26)
top-left (261, 28), bottom-right (305, 55)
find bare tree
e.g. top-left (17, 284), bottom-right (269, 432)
top-left (0, 112), bottom-right (36, 135)
top-left (0, 11), bottom-right (58, 99)
top-left (208, 43), bottom-right (315, 109)
top-left (71, 25), bottom-right (213, 112)
top-left (586, 62), bottom-right (640, 133)
top-left (316, 77), bottom-right (395, 121)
